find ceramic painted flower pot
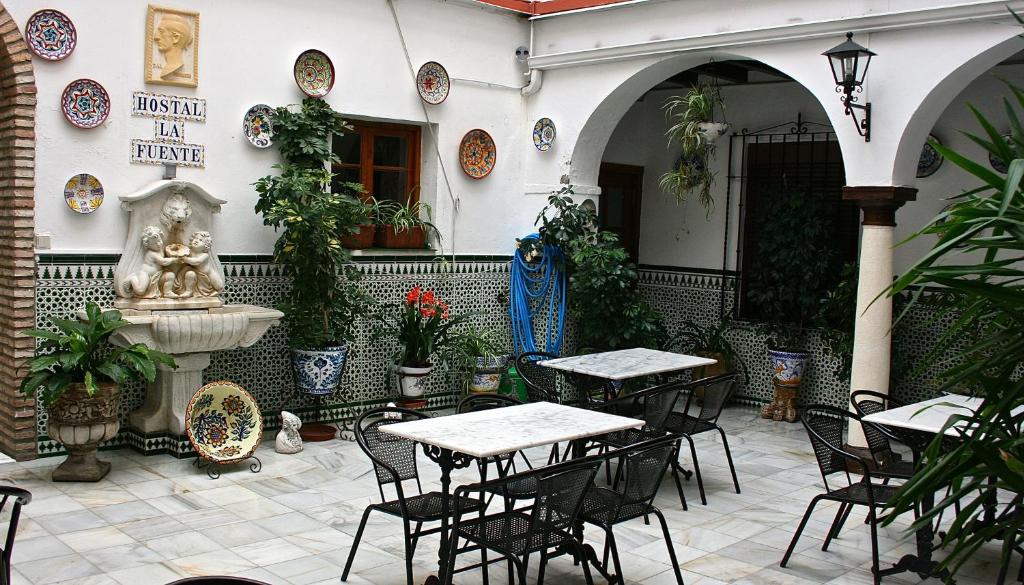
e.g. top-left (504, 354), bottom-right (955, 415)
top-left (376, 226), bottom-right (426, 249)
top-left (47, 382), bottom-right (120, 482)
top-left (697, 122), bottom-right (730, 142)
top-left (469, 356), bottom-right (506, 394)
top-left (394, 364), bottom-right (433, 398)
top-left (291, 346), bottom-right (349, 395)
top-left (341, 225), bottom-right (376, 249)
top-left (767, 349), bottom-right (809, 387)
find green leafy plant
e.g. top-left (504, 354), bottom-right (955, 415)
top-left (660, 81), bottom-right (726, 212)
top-left (254, 98), bottom-right (372, 349)
top-left (881, 82), bottom-right (1024, 581)
top-left (668, 319), bottom-right (747, 381)
top-left (375, 195), bottom-right (440, 238)
top-left (20, 302), bottom-right (176, 407)
top-left (376, 286), bottom-right (469, 367)
top-left (815, 262), bottom-right (859, 380)
top-left (442, 324), bottom-right (507, 388)
top-left (658, 156), bottom-right (716, 211)
top-left (745, 188), bottom-right (842, 351)
top-left (531, 187), bottom-right (668, 350)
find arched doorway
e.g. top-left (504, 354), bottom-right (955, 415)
top-left (0, 3), bottom-right (37, 461)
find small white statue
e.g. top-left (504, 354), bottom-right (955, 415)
top-left (275, 411), bottom-right (303, 454)
top-left (178, 231), bottom-right (223, 298)
top-left (122, 226), bottom-right (175, 298)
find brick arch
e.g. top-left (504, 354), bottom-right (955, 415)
top-left (0, 4), bottom-right (36, 461)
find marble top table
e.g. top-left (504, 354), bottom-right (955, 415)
top-left (539, 347), bottom-right (717, 381)
top-left (862, 394), bottom-right (985, 436)
top-left (380, 401), bottom-right (643, 458)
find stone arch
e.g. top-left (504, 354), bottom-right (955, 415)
top-left (892, 34), bottom-right (1024, 186)
top-left (0, 4), bottom-right (36, 461)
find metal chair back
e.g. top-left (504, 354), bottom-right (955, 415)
top-left (850, 390), bottom-right (905, 464)
top-left (618, 436), bottom-right (678, 510)
top-left (355, 407), bottom-right (427, 498)
top-left (686, 373), bottom-right (737, 423)
top-left (801, 406), bottom-right (869, 493)
top-left (457, 393), bottom-right (523, 414)
top-left (529, 462), bottom-right (601, 545)
top-left (594, 380), bottom-right (684, 433)
top-left (1, 486), bottom-right (31, 585)
top-left (515, 351), bottom-right (560, 403)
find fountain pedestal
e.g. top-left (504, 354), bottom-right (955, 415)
top-left (129, 353), bottom-right (208, 435)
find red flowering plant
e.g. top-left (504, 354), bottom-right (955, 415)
top-left (377, 287), bottom-right (468, 367)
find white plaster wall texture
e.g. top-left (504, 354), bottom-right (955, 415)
top-left (9, 0), bottom-right (533, 255)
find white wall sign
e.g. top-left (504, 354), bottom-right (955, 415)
top-left (131, 139), bottom-right (205, 167)
top-left (132, 91), bottom-right (206, 121)
top-left (130, 90), bottom-right (206, 167)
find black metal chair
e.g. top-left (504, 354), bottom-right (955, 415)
top-left (443, 455), bottom-right (603, 585)
top-left (584, 380), bottom-right (690, 510)
top-left (1, 485), bottom-right (30, 585)
top-left (850, 390), bottom-right (916, 480)
top-left (515, 351), bottom-right (561, 404)
top-left (579, 436), bottom-right (685, 585)
top-left (781, 405), bottom-right (903, 585)
top-left (342, 407), bottom-right (486, 585)
top-left (664, 372), bottom-right (741, 505)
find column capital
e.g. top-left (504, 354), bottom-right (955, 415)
top-left (842, 186), bottom-right (917, 226)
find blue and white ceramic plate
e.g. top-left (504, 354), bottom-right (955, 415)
top-left (917, 134), bottom-right (942, 178)
top-left (61, 79), bottom-right (110, 129)
top-left (533, 118), bottom-right (556, 151)
top-left (243, 104), bottom-right (275, 149)
top-left (989, 134), bottom-right (1012, 174)
top-left (416, 61), bottom-right (450, 105)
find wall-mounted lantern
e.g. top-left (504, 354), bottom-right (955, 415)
top-left (823, 32), bottom-right (875, 142)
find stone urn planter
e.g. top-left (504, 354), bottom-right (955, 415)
top-left (760, 349), bottom-right (809, 423)
top-left (394, 364), bottom-right (432, 398)
top-left (47, 382), bottom-right (120, 482)
top-left (469, 356), bottom-right (506, 394)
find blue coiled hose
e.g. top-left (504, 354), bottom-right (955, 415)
top-left (510, 234), bottom-right (567, 357)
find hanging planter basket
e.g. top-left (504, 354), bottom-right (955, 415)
top-left (697, 122), bottom-right (730, 143)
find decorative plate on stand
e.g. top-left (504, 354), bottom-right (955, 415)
top-left (25, 9), bottom-right (76, 61)
top-left (293, 49), bottom-right (335, 98)
top-left (459, 129), bottom-right (496, 179)
top-left (186, 381), bottom-right (263, 468)
top-left (243, 104), bottom-right (275, 148)
top-left (533, 118), bottom-right (556, 151)
top-left (916, 134), bottom-right (943, 178)
top-left (989, 134), bottom-right (1012, 173)
top-left (63, 173), bottom-right (103, 214)
top-left (416, 61), bottom-right (450, 105)
top-left (61, 79), bottom-right (110, 129)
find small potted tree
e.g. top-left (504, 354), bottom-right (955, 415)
top-left (746, 188), bottom-right (840, 422)
top-left (20, 303), bottom-right (175, 481)
top-left (254, 98), bottom-right (372, 396)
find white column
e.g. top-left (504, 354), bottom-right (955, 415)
top-left (847, 225), bottom-right (895, 448)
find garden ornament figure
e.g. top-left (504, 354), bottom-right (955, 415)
top-left (276, 411), bottom-right (303, 454)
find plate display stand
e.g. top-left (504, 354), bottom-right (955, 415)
top-left (185, 381), bottom-right (264, 479)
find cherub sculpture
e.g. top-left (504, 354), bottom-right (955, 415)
top-left (122, 226), bottom-right (176, 298)
top-left (178, 231), bottom-right (223, 298)
top-left (275, 411), bottom-right (303, 454)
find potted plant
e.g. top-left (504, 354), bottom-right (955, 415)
top-left (660, 80), bottom-right (727, 212)
top-left (340, 196), bottom-right (377, 250)
top-left (376, 286), bottom-right (467, 399)
top-left (746, 188), bottom-right (840, 422)
top-left (20, 302), bottom-right (175, 481)
top-left (254, 98), bottom-right (372, 395)
top-left (374, 195), bottom-right (439, 249)
top-left (444, 324), bottom-right (508, 394)
top-left (670, 319), bottom-right (747, 400)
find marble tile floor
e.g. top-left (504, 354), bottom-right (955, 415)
top-left (0, 405), bottom-right (1014, 585)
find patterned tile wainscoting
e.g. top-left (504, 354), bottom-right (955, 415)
top-left (637, 266), bottom-right (952, 410)
top-left (34, 254), bottom-right (515, 458)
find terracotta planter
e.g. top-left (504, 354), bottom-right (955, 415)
top-left (394, 364), bottom-right (433, 398)
top-left (376, 226), bottom-right (426, 249)
top-left (341, 225), bottom-right (376, 249)
top-left (47, 382), bottom-right (120, 482)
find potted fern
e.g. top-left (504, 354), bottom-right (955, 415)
top-left (375, 195), bottom-right (440, 249)
top-left (20, 303), bottom-right (175, 481)
top-left (254, 98), bottom-right (372, 396)
top-left (660, 81), bottom-right (727, 212)
top-left (444, 325), bottom-right (508, 394)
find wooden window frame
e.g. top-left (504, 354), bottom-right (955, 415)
top-left (333, 120), bottom-right (422, 204)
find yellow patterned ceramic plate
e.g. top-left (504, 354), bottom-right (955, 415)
top-left (63, 173), bottom-right (103, 214)
top-left (186, 381), bottom-right (263, 464)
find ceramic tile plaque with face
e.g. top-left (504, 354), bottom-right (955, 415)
top-left (144, 5), bottom-right (199, 88)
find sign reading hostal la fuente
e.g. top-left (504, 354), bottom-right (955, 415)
top-left (130, 91), bottom-right (206, 168)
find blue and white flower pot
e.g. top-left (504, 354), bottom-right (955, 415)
top-left (766, 349), bottom-right (809, 388)
top-left (291, 346), bottom-right (349, 395)
top-left (469, 356), bottom-right (507, 394)
top-left (394, 364), bottom-right (433, 398)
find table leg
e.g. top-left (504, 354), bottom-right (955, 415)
top-left (879, 488), bottom-right (951, 581)
top-left (422, 445), bottom-right (473, 585)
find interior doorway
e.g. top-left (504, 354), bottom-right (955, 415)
top-left (597, 162), bottom-right (644, 262)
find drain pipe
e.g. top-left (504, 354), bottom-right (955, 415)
top-left (521, 19), bottom-right (543, 96)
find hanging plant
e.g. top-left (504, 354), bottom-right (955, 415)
top-left (660, 79), bottom-right (727, 214)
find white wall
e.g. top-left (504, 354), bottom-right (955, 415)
top-left (599, 64), bottom-right (1024, 273)
top-left (10, 0), bottom-right (531, 255)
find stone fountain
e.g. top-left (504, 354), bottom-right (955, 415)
top-left (109, 179), bottom-right (282, 436)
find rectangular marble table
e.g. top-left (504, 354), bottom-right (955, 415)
top-left (538, 347), bottom-right (717, 381)
top-left (862, 394), bottom-right (985, 436)
top-left (380, 401), bottom-right (643, 458)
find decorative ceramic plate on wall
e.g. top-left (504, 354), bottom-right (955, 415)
top-left (293, 50), bottom-right (335, 98)
top-left (25, 9), bottom-right (76, 61)
top-left (989, 134), bottom-right (1012, 174)
top-left (533, 118), bottom-right (556, 151)
top-left (61, 79), bottom-right (110, 129)
top-left (916, 134), bottom-right (943, 178)
top-left (416, 61), bottom-right (450, 105)
top-left (243, 104), bottom-right (275, 148)
top-left (63, 173), bottom-right (103, 214)
top-left (460, 129), bottom-right (496, 179)
top-left (186, 381), bottom-right (263, 464)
